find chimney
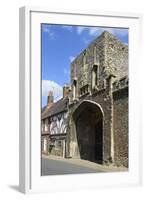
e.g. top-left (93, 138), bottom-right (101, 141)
top-left (47, 91), bottom-right (54, 107)
top-left (63, 83), bottom-right (69, 98)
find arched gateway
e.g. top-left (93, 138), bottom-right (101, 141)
top-left (73, 100), bottom-right (104, 164)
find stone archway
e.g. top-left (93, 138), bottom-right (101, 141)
top-left (73, 100), bottom-right (104, 164)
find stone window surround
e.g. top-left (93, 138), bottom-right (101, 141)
top-left (92, 64), bottom-right (99, 90)
top-left (72, 79), bottom-right (77, 100)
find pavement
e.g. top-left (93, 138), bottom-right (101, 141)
top-left (41, 154), bottom-right (128, 176)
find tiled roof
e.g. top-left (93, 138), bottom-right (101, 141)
top-left (41, 106), bottom-right (47, 113)
top-left (41, 97), bottom-right (68, 119)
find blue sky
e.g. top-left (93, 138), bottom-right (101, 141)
top-left (41, 24), bottom-right (128, 107)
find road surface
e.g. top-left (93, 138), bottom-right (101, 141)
top-left (41, 157), bottom-right (104, 176)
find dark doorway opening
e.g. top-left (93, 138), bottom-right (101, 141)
top-left (94, 119), bottom-right (103, 163)
top-left (73, 101), bottom-right (103, 164)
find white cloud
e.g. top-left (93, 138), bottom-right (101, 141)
top-left (43, 26), bottom-right (55, 39)
top-left (82, 37), bottom-right (90, 44)
top-left (112, 28), bottom-right (128, 37)
top-left (88, 27), bottom-right (111, 37)
top-left (76, 26), bottom-right (102, 36)
top-left (63, 68), bottom-right (70, 75)
top-left (62, 25), bottom-right (73, 32)
top-left (88, 27), bottom-right (102, 36)
top-left (42, 80), bottom-right (63, 102)
top-left (77, 26), bottom-right (87, 34)
top-left (69, 56), bottom-right (75, 62)
top-left (76, 26), bottom-right (128, 41)
top-left (63, 67), bottom-right (70, 84)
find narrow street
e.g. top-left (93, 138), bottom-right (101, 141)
top-left (41, 157), bottom-right (101, 175)
top-left (41, 155), bottom-right (127, 176)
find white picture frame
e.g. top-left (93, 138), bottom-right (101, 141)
top-left (19, 6), bottom-right (142, 194)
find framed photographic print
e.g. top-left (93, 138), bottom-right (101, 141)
top-left (19, 7), bottom-right (142, 193)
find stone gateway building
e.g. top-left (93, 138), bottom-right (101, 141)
top-left (41, 31), bottom-right (128, 168)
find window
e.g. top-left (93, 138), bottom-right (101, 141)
top-left (45, 118), bottom-right (48, 131)
top-left (94, 45), bottom-right (97, 63)
top-left (43, 138), bottom-right (47, 152)
top-left (55, 140), bottom-right (62, 150)
top-left (92, 65), bottom-right (99, 89)
top-left (42, 119), bottom-right (45, 131)
top-left (80, 84), bottom-right (89, 96)
top-left (73, 64), bottom-right (77, 78)
top-left (73, 80), bottom-right (77, 100)
top-left (103, 79), bottom-right (107, 89)
top-left (83, 50), bottom-right (87, 71)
